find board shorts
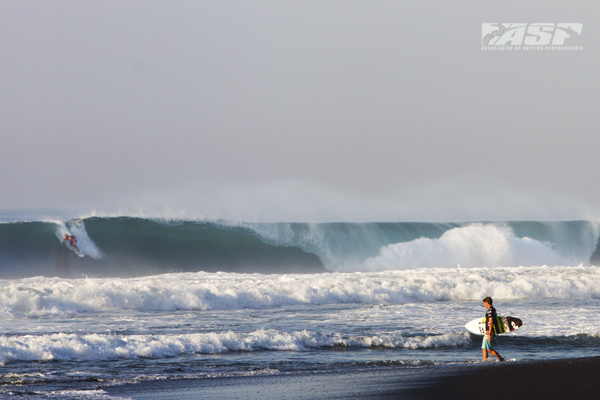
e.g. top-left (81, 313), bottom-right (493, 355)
top-left (482, 336), bottom-right (494, 350)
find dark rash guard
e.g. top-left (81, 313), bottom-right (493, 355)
top-left (485, 306), bottom-right (497, 336)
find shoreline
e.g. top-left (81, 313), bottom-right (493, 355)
top-left (105, 356), bottom-right (600, 400)
top-left (106, 367), bottom-right (427, 400)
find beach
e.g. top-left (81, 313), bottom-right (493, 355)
top-left (105, 357), bottom-right (600, 400)
top-left (413, 356), bottom-right (600, 400)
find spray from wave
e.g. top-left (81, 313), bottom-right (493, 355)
top-left (53, 220), bottom-right (104, 260)
top-left (246, 220), bottom-right (598, 271)
top-left (363, 223), bottom-right (564, 271)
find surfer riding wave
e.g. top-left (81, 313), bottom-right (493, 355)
top-left (63, 234), bottom-right (81, 253)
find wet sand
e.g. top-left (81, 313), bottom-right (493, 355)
top-left (106, 367), bottom-right (426, 399)
top-left (410, 356), bottom-right (600, 400)
top-left (106, 357), bottom-right (600, 400)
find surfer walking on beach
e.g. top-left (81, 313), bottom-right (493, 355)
top-left (482, 296), bottom-right (505, 362)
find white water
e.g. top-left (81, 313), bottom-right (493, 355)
top-left (247, 222), bottom-right (599, 271)
top-left (2, 266), bottom-right (599, 318)
top-left (0, 329), bottom-right (473, 364)
top-left (364, 224), bottom-right (566, 270)
top-left (3, 268), bottom-right (600, 399)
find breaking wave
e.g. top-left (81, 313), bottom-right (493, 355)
top-left (0, 329), bottom-right (469, 364)
top-left (2, 266), bottom-right (600, 318)
top-left (0, 216), bottom-right (598, 278)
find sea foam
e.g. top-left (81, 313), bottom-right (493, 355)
top-left (2, 266), bottom-right (600, 318)
top-left (363, 224), bottom-right (565, 270)
top-left (246, 221), bottom-right (598, 271)
top-left (0, 329), bottom-right (470, 363)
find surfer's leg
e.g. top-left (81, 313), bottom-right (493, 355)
top-left (482, 337), bottom-right (491, 360)
top-left (488, 349), bottom-right (504, 361)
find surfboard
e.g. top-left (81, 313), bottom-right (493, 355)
top-left (67, 242), bottom-right (85, 257)
top-left (465, 316), bottom-right (522, 336)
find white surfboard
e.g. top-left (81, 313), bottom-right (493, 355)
top-left (465, 316), bottom-right (522, 336)
top-left (67, 242), bottom-right (85, 257)
top-left (62, 238), bottom-right (84, 257)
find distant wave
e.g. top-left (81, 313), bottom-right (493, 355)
top-left (0, 216), bottom-right (598, 278)
top-left (0, 217), bottom-right (324, 278)
top-left (246, 220), bottom-right (599, 271)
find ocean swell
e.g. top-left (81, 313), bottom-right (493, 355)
top-left (0, 217), bottom-right (598, 278)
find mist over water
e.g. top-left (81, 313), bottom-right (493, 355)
top-left (80, 176), bottom-right (600, 225)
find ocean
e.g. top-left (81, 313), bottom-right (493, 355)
top-left (1, 212), bottom-right (600, 399)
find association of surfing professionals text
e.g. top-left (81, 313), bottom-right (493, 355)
top-left (481, 23), bottom-right (583, 51)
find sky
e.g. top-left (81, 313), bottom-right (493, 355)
top-left (1, 1), bottom-right (599, 222)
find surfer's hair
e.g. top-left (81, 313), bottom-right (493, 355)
top-left (483, 296), bottom-right (493, 304)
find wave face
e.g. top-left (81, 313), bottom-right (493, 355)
top-left (0, 217), bottom-right (598, 278)
top-left (0, 218), bottom-right (324, 278)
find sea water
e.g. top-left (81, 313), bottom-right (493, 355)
top-left (1, 213), bottom-right (600, 399)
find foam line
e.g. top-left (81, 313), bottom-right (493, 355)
top-left (1, 267), bottom-right (599, 317)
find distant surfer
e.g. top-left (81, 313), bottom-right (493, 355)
top-left (63, 234), bottom-right (80, 253)
top-left (482, 297), bottom-right (505, 362)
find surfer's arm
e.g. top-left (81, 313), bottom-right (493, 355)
top-left (485, 317), bottom-right (492, 338)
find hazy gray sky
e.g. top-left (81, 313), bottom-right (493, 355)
top-left (1, 1), bottom-right (599, 221)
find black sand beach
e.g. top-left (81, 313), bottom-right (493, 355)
top-left (107, 357), bottom-right (600, 400)
top-left (107, 367), bottom-right (423, 400)
top-left (411, 356), bottom-right (600, 400)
